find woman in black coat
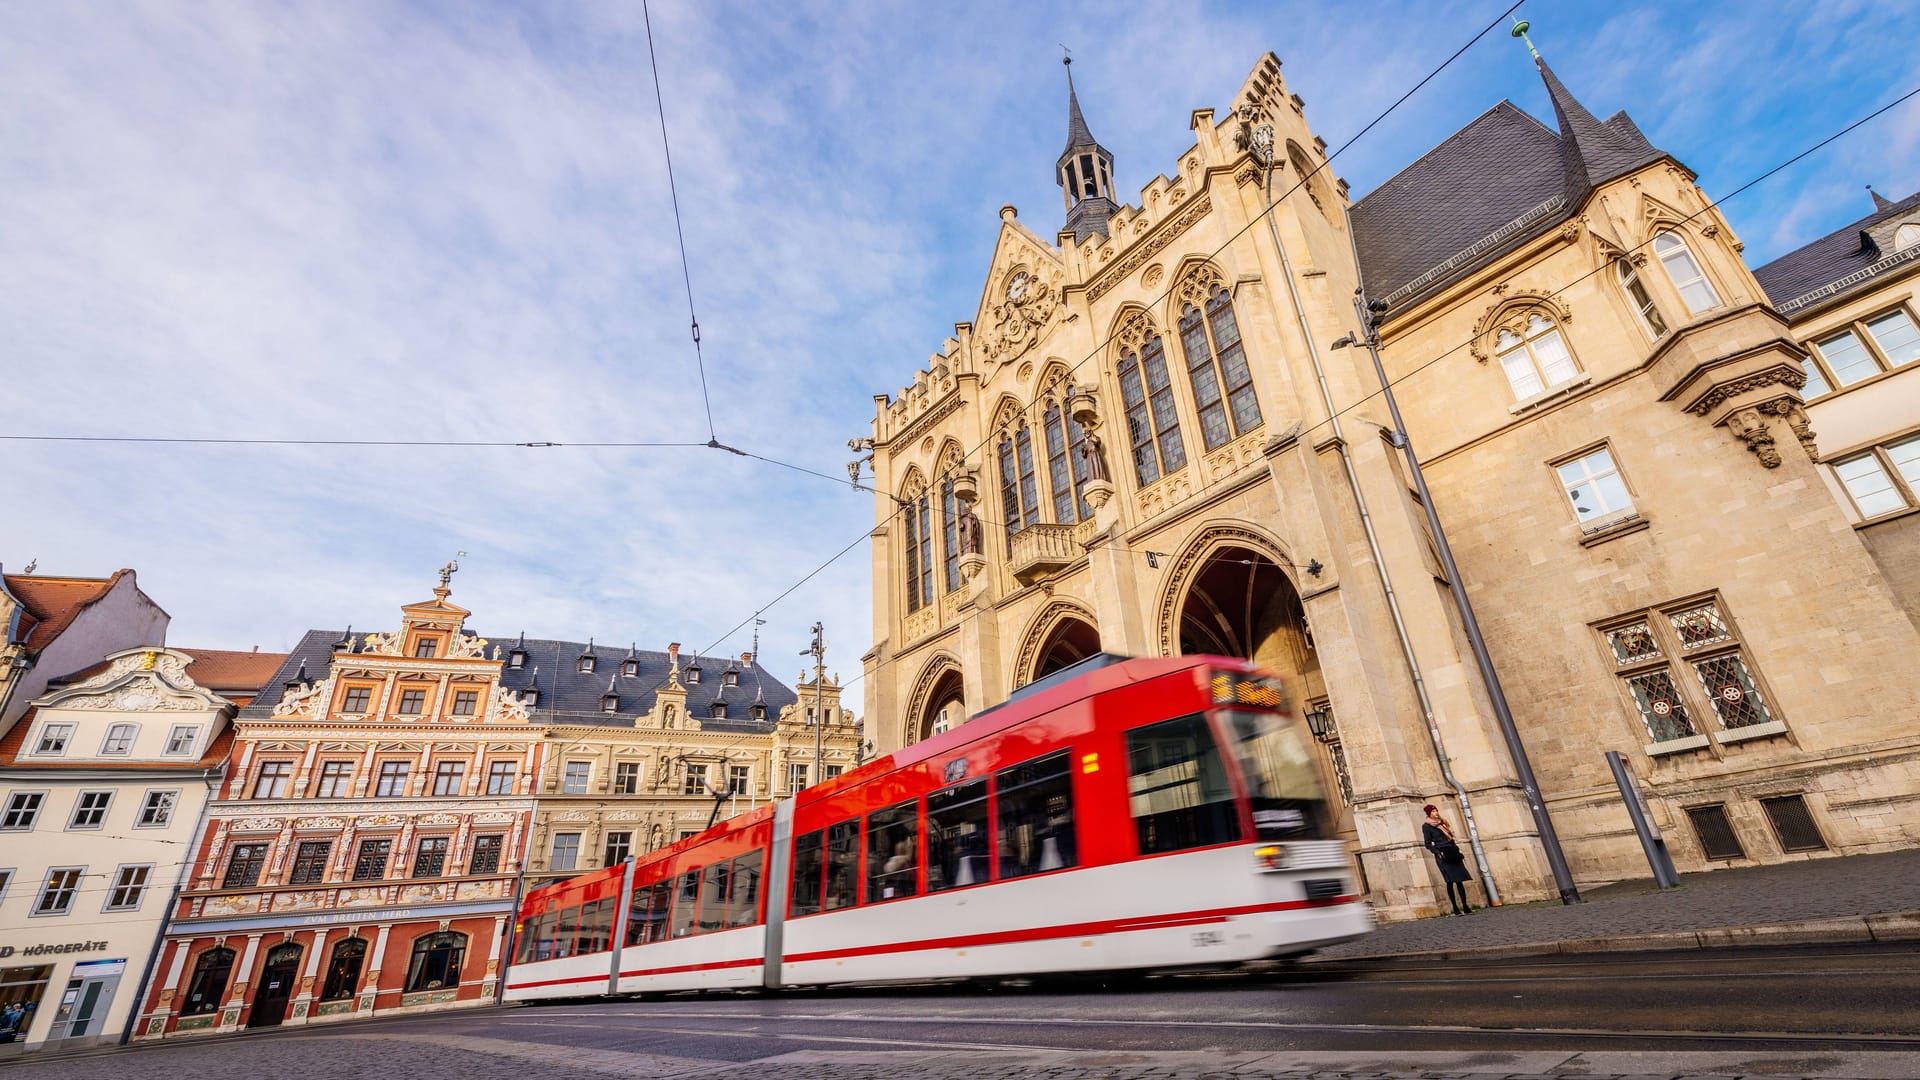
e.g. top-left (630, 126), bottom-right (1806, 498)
top-left (1422, 803), bottom-right (1475, 915)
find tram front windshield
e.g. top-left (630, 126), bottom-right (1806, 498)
top-left (1218, 709), bottom-right (1334, 841)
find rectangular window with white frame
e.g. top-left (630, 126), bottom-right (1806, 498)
top-left (1554, 445), bottom-right (1637, 532)
top-left (1807, 303), bottom-right (1920, 390)
top-left (786, 762), bottom-right (809, 792)
top-left (1600, 596), bottom-right (1783, 753)
top-left (2, 792), bottom-right (47, 830)
top-left (0, 869), bottom-right (12, 905)
top-left (34, 723), bottom-right (75, 756)
top-left (137, 789), bottom-right (179, 828)
top-left (164, 724), bottom-right (199, 756)
top-left (550, 832), bottom-right (581, 872)
top-left (612, 761), bottom-right (641, 795)
top-left (103, 864), bottom-right (153, 911)
top-left (33, 867), bottom-right (83, 916)
top-left (1832, 433), bottom-right (1920, 521)
top-left (68, 790), bottom-right (113, 830)
top-left (561, 761), bottom-right (590, 795)
top-left (100, 723), bottom-right (138, 756)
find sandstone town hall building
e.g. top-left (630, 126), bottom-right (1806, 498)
top-left (858, 44), bottom-right (1920, 920)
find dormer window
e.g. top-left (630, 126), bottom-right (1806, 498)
top-left (623, 660), bottom-right (639, 677)
top-left (601, 693), bottom-right (619, 713)
top-left (751, 704), bottom-right (767, 721)
top-left (415, 637), bottom-right (439, 658)
top-left (524, 688), bottom-right (540, 706)
top-left (710, 702), bottom-right (727, 719)
top-left (723, 670), bottom-right (738, 687)
top-left (686, 666), bottom-right (701, 685)
top-left (509, 649), bottom-right (525, 668)
top-left (578, 655), bottom-right (595, 674)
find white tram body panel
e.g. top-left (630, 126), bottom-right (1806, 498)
top-left (613, 926), bottom-right (766, 994)
top-left (502, 948), bottom-right (615, 1003)
top-left (775, 841), bottom-right (1369, 987)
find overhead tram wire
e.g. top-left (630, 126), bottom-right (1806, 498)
top-left (0, 435), bottom-right (713, 448)
top-left (662, 69), bottom-right (1920, 750)
top-left (642, 0), bottom-right (719, 448)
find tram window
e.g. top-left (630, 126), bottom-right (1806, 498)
top-left (927, 779), bottom-right (990, 891)
top-left (866, 799), bottom-right (920, 902)
top-left (698, 862), bottom-right (732, 932)
top-left (551, 905), bottom-right (579, 959)
top-left (531, 913), bottom-right (557, 961)
top-left (627, 880), bottom-right (671, 946)
top-left (790, 830), bottom-right (825, 916)
top-left (1126, 713), bottom-right (1242, 855)
top-left (824, 820), bottom-right (861, 911)
top-left (727, 850), bottom-right (765, 928)
top-left (578, 897), bottom-right (615, 954)
top-left (518, 913), bottom-right (551, 963)
top-left (997, 751), bottom-right (1078, 878)
top-left (1221, 709), bottom-right (1332, 840)
top-left (668, 870), bottom-right (701, 937)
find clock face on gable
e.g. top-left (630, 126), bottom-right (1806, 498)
top-left (1005, 271), bottom-right (1030, 304)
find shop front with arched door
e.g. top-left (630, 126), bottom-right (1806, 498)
top-left (248, 942), bottom-right (303, 1028)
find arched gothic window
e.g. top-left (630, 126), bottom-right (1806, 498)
top-left (998, 421), bottom-right (1041, 537)
top-left (1042, 397), bottom-right (1092, 523)
top-left (939, 476), bottom-right (961, 592)
top-left (181, 947), bottom-right (235, 1016)
top-left (901, 482), bottom-right (933, 613)
top-left (1616, 258), bottom-right (1668, 339)
top-left (320, 937), bottom-right (367, 1001)
top-left (405, 931), bottom-right (467, 992)
top-left (1177, 286), bottom-right (1262, 450)
top-left (1494, 313), bottom-right (1580, 399)
top-left (1654, 230), bottom-right (1720, 315)
top-left (1117, 330), bottom-right (1185, 485)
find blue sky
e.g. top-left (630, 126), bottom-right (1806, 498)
top-left (3, 0), bottom-right (1916, 702)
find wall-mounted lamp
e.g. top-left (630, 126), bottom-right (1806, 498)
top-left (1303, 703), bottom-right (1337, 743)
top-left (1329, 333), bottom-right (1356, 350)
top-left (1305, 558), bottom-right (1324, 578)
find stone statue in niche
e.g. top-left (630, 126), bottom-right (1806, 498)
top-left (1081, 429), bottom-right (1111, 484)
top-left (956, 502), bottom-right (984, 556)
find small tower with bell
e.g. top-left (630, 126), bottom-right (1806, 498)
top-left (1058, 54), bottom-right (1119, 244)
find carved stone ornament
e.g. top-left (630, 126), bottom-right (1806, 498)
top-left (1758, 398), bottom-right (1819, 459)
top-left (273, 675), bottom-right (335, 719)
top-left (1089, 195), bottom-right (1214, 302)
top-left (1171, 262), bottom-right (1227, 312)
top-left (1725, 406), bottom-right (1782, 468)
top-left (447, 634), bottom-right (489, 659)
top-left (1469, 292), bottom-right (1575, 363)
top-left (484, 684), bottom-right (533, 723)
top-left (978, 266), bottom-right (1060, 362)
top-left (62, 680), bottom-right (205, 712)
top-left (361, 631), bottom-right (405, 656)
top-left (1113, 308), bottom-right (1157, 352)
top-left (1683, 367), bottom-right (1807, 417)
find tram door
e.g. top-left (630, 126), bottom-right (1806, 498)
top-left (249, 944), bottom-right (303, 1028)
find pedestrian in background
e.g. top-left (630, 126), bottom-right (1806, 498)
top-left (1422, 803), bottom-right (1476, 915)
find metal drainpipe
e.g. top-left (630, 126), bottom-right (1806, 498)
top-left (1258, 158), bottom-right (1500, 904)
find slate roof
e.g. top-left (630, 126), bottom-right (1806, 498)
top-left (1753, 187), bottom-right (1920, 313)
top-left (243, 630), bottom-right (801, 733)
top-left (1352, 60), bottom-right (1665, 310)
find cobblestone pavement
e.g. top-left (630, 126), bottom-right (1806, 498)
top-left (10, 1040), bottom-right (1920, 1079)
top-left (1317, 848), bottom-right (1920, 960)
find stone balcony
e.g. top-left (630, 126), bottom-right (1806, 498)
top-left (1008, 523), bottom-right (1081, 584)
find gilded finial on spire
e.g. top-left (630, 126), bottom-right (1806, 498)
top-left (1511, 18), bottom-right (1541, 61)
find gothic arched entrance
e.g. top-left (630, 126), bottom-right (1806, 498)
top-left (906, 654), bottom-right (965, 746)
top-left (1174, 544), bottom-right (1312, 676)
top-left (1014, 602), bottom-right (1102, 688)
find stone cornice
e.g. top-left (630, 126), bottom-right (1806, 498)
top-left (878, 391), bottom-right (966, 451)
top-left (1086, 194), bottom-right (1215, 302)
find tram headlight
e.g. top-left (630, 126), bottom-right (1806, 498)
top-left (1255, 844), bottom-right (1289, 870)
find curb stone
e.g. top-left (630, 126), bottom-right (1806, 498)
top-left (1310, 907), bottom-right (1920, 963)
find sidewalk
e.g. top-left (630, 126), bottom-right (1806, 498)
top-left (1315, 847), bottom-right (1920, 961)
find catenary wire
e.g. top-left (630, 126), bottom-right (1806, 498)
top-left (642, 0), bottom-right (718, 444)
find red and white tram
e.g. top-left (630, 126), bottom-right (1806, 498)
top-left (502, 653), bottom-right (1371, 1002)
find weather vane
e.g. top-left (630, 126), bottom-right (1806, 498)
top-left (438, 551), bottom-right (467, 590)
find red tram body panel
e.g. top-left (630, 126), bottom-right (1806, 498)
top-left (504, 654), bottom-right (1371, 1001)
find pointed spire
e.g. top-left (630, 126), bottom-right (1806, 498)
top-left (1056, 54), bottom-right (1118, 244)
top-left (1064, 57), bottom-right (1096, 151)
top-left (1870, 185), bottom-right (1895, 212)
top-left (1522, 25), bottom-right (1661, 209)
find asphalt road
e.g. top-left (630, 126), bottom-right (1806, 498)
top-left (12, 943), bottom-right (1920, 1079)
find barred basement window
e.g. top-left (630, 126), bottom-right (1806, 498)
top-left (1685, 804), bottom-right (1746, 861)
top-left (1760, 794), bottom-right (1828, 853)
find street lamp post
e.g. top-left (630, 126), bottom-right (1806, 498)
top-left (1338, 292), bottom-right (1580, 905)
